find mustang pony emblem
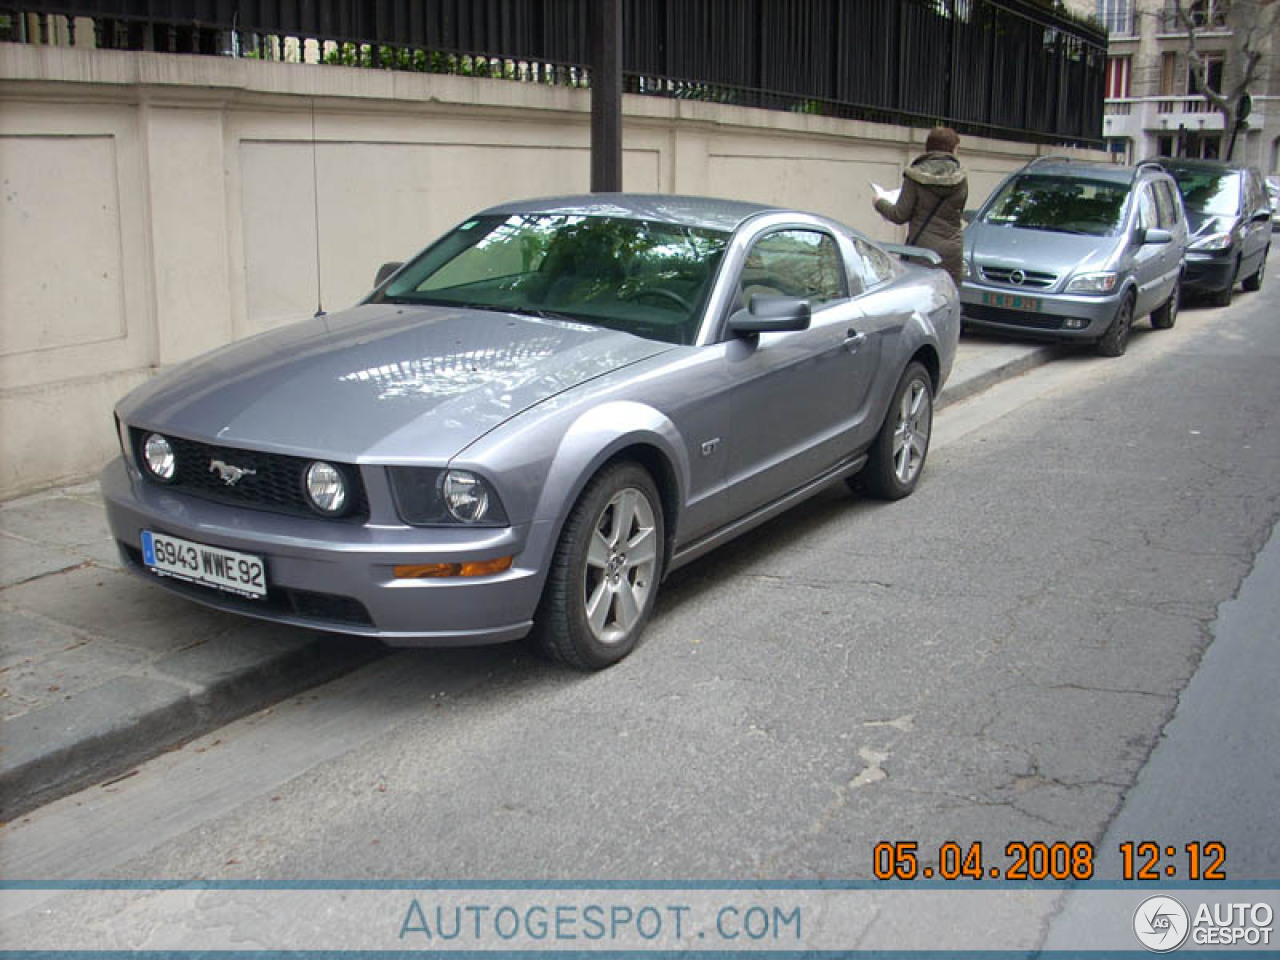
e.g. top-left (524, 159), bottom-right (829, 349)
top-left (209, 459), bottom-right (257, 486)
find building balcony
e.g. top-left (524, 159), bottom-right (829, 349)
top-left (1103, 96), bottom-right (1227, 141)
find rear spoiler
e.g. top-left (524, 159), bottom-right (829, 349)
top-left (882, 243), bottom-right (942, 268)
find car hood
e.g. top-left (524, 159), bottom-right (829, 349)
top-left (965, 222), bottom-right (1122, 274)
top-left (118, 304), bottom-right (673, 463)
top-left (1184, 209), bottom-right (1238, 237)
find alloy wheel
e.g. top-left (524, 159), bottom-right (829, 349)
top-left (892, 377), bottom-right (932, 486)
top-left (583, 487), bottom-right (659, 646)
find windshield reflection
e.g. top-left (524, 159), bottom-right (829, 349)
top-left (375, 214), bottom-right (730, 346)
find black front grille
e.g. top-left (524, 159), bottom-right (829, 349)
top-left (131, 429), bottom-right (368, 522)
top-left (964, 303), bottom-right (1066, 330)
top-left (121, 544), bottom-right (374, 628)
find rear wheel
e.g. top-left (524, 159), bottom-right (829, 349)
top-left (1096, 292), bottom-right (1134, 357)
top-left (852, 361), bottom-right (933, 501)
top-left (1243, 249), bottom-right (1268, 292)
top-left (530, 462), bottom-right (664, 670)
top-left (1150, 276), bottom-right (1179, 330)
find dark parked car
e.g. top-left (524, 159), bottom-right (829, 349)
top-left (1152, 157), bottom-right (1271, 306)
top-left (102, 195), bottom-right (960, 670)
top-left (961, 158), bottom-right (1187, 357)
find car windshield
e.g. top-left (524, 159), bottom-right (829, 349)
top-left (980, 175), bottom-right (1129, 236)
top-left (1166, 168), bottom-right (1241, 216)
top-left (377, 214), bottom-right (731, 345)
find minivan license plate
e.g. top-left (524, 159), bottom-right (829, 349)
top-left (141, 530), bottom-right (266, 599)
top-left (983, 292), bottom-right (1041, 312)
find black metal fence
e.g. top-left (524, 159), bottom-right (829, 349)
top-left (1, 0), bottom-right (1106, 146)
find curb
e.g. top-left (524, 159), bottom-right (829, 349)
top-left (0, 634), bottom-right (382, 821)
top-left (936, 341), bottom-right (1063, 411)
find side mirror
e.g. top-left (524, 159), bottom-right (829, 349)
top-left (1139, 228), bottom-right (1173, 245)
top-left (1252, 210), bottom-right (1272, 224)
top-left (728, 295), bottom-right (812, 335)
top-left (374, 261), bottom-right (404, 287)
top-left (962, 209), bottom-right (978, 224)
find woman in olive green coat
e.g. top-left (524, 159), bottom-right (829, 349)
top-left (874, 127), bottom-right (968, 287)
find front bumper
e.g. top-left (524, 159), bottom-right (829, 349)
top-left (959, 282), bottom-right (1123, 340)
top-left (1182, 250), bottom-right (1236, 292)
top-left (100, 458), bottom-right (552, 646)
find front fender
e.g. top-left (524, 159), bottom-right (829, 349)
top-left (532, 400), bottom-right (690, 531)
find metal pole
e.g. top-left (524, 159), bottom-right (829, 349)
top-left (590, 0), bottom-right (623, 193)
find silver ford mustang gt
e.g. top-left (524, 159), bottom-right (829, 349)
top-left (102, 194), bottom-right (959, 669)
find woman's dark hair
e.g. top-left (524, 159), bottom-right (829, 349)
top-left (925, 127), bottom-right (960, 153)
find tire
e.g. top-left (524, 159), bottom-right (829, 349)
top-left (529, 462), bottom-right (664, 670)
top-left (1209, 260), bottom-right (1237, 307)
top-left (1150, 275), bottom-right (1179, 330)
top-left (852, 361), bottom-right (934, 501)
top-left (1243, 248), bottom-right (1268, 292)
top-left (1096, 292), bottom-right (1134, 357)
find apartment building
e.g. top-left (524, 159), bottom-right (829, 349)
top-left (1067, 0), bottom-right (1279, 171)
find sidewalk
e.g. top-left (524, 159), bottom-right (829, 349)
top-left (0, 335), bottom-right (1060, 820)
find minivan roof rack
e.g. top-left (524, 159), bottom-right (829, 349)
top-left (1022, 155), bottom-right (1081, 170)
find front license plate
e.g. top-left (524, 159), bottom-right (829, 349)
top-left (982, 292), bottom-right (1041, 312)
top-left (141, 530), bottom-right (266, 599)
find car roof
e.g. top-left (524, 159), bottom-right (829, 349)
top-left (476, 193), bottom-right (787, 232)
top-left (1015, 158), bottom-right (1149, 184)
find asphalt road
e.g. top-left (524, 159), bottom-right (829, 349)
top-left (4, 264), bottom-right (1278, 920)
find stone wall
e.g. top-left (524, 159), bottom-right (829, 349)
top-left (0, 43), bottom-right (1103, 497)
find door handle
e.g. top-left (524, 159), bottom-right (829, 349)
top-left (844, 329), bottom-right (868, 353)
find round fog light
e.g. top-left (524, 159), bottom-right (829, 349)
top-left (305, 461), bottom-right (347, 515)
top-left (142, 433), bottom-right (176, 481)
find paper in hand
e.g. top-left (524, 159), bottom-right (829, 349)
top-left (871, 181), bottom-right (901, 204)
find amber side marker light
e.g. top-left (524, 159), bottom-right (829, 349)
top-left (395, 556), bottom-right (514, 579)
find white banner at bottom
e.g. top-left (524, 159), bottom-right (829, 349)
top-left (0, 885), bottom-right (1276, 953)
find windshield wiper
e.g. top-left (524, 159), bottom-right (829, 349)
top-left (503, 305), bottom-right (579, 322)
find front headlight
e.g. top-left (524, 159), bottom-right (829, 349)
top-left (388, 467), bottom-right (509, 526)
top-left (142, 433), bottom-right (176, 481)
top-left (304, 461), bottom-right (348, 515)
top-left (1065, 272), bottom-right (1118, 294)
top-left (961, 259), bottom-right (972, 279)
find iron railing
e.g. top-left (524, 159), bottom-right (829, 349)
top-left (0, 0), bottom-right (1107, 146)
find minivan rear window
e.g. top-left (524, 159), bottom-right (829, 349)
top-left (981, 175), bottom-right (1129, 236)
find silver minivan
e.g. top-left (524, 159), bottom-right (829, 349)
top-left (961, 159), bottom-right (1188, 357)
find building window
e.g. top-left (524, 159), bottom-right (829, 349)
top-left (1188, 54), bottom-right (1225, 96)
top-left (1161, 52), bottom-right (1178, 95)
top-left (1163, 0), bottom-right (1227, 30)
top-left (1105, 56), bottom-right (1131, 98)
top-left (1096, 0), bottom-right (1134, 34)
top-left (1107, 138), bottom-right (1133, 164)
top-left (1157, 135), bottom-right (1176, 157)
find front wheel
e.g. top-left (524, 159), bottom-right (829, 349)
top-left (1209, 260), bottom-right (1237, 307)
top-left (1243, 249), bottom-right (1268, 292)
top-left (530, 462), bottom-right (664, 670)
top-left (1150, 276), bottom-right (1179, 330)
top-left (1096, 292), bottom-right (1134, 357)
top-left (852, 361), bottom-right (934, 501)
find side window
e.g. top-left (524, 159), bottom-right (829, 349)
top-left (739, 229), bottom-right (847, 309)
top-left (1247, 171), bottom-right (1266, 214)
top-left (852, 238), bottom-right (897, 288)
top-left (1136, 185), bottom-right (1159, 231)
top-left (1153, 180), bottom-right (1177, 227)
